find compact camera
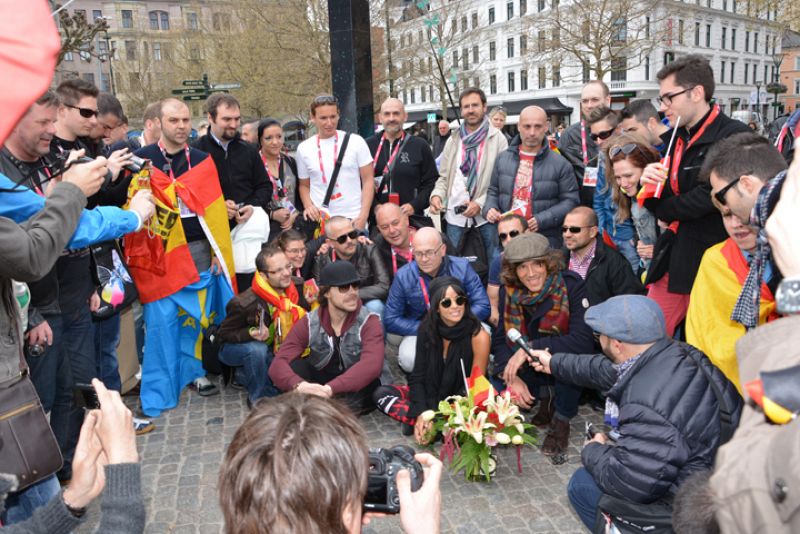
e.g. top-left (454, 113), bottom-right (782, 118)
top-left (363, 446), bottom-right (424, 514)
top-left (453, 204), bottom-right (468, 215)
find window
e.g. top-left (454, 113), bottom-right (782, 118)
top-left (706, 24), bottom-right (711, 47)
top-left (722, 27), bottom-right (727, 49)
top-left (721, 60), bottom-right (726, 81)
top-left (128, 73), bottom-right (139, 89)
top-left (490, 74), bottom-right (497, 94)
top-left (508, 71), bottom-right (515, 92)
top-left (421, 86), bottom-right (426, 103)
top-left (461, 16), bottom-right (467, 33)
top-left (613, 18), bottom-right (626, 42)
top-left (796, 57), bottom-right (800, 70)
top-left (473, 45), bottom-right (479, 63)
top-left (418, 30), bottom-right (422, 45)
top-left (764, 64), bottom-right (768, 84)
top-left (730, 62), bottom-right (735, 83)
top-left (538, 66), bottom-right (546, 88)
top-left (153, 42), bottom-right (162, 61)
top-left (521, 69), bottom-right (528, 90)
top-left (121, 10), bottom-right (133, 28)
top-left (213, 13), bottom-right (231, 32)
top-left (63, 51), bottom-right (74, 62)
top-left (507, 37), bottom-right (515, 58)
top-left (453, 50), bottom-right (458, 69)
top-left (82, 73), bottom-right (95, 84)
top-left (98, 40), bottom-right (108, 56)
top-left (187, 12), bottom-right (199, 30)
top-left (754, 32), bottom-right (758, 54)
top-left (538, 31), bottom-right (546, 52)
top-left (745, 31), bottom-right (749, 52)
top-left (752, 63), bottom-right (757, 83)
top-left (582, 61), bottom-right (590, 83)
top-left (125, 40), bottom-right (136, 60)
top-left (473, 77), bottom-right (480, 88)
top-left (745, 62), bottom-right (749, 83)
top-left (678, 20), bottom-right (684, 45)
top-left (611, 57), bottom-right (627, 82)
top-left (402, 89), bottom-right (407, 103)
top-left (472, 12), bottom-right (478, 29)
top-left (462, 47), bottom-right (469, 69)
top-left (695, 22), bottom-right (701, 46)
top-left (488, 7), bottom-right (495, 24)
top-left (507, 1), bottom-right (514, 20)
top-left (410, 88), bottom-right (415, 104)
top-left (520, 35), bottom-right (527, 55)
top-left (189, 46), bottom-right (201, 61)
top-left (723, 0), bottom-right (728, 9)
top-left (664, 51), bottom-right (675, 64)
top-left (552, 27), bottom-right (560, 48)
top-left (451, 20), bottom-right (457, 35)
top-left (521, 0), bottom-right (528, 15)
top-left (553, 64), bottom-right (561, 87)
top-left (92, 9), bottom-right (102, 21)
top-left (489, 41), bottom-right (496, 61)
top-left (149, 12), bottom-right (159, 30)
top-left (538, 0), bottom-right (546, 11)
top-left (100, 73), bottom-right (110, 92)
top-left (731, 28), bottom-right (736, 50)
top-left (430, 86), bottom-right (434, 101)
top-left (646, 16), bottom-right (651, 39)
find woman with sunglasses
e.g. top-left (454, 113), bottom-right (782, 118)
top-left (493, 233), bottom-right (593, 458)
top-left (373, 276), bottom-right (490, 442)
top-left (605, 133), bottom-right (660, 273)
top-left (258, 118), bottom-right (301, 242)
top-left (586, 107), bottom-right (640, 273)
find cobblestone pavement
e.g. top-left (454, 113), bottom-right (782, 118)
top-left (77, 380), bottom-right (602, 534)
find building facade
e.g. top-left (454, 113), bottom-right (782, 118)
top-left (779, 30), bottom-right (800, 114)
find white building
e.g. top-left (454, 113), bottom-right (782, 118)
top-left (390, 0), bottom-right (783, 128)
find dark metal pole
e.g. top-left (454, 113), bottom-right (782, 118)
top-left (384, 0), bottom-right (395, 98)
top-left (328, 0), bottom-right (374, 138)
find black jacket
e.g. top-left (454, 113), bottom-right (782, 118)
top-left (582, 239), bottom-right (645, 305)
top-left (312, 243), bottom-right (391, 302)
top-left (551, 338), bottom-right (742, 504)
top-left (193, 134), bottom-right (271, 214)
top-left (558, 121), bottom-right (599, 207)
top-left (365, 134), bottom-right (437, 215)
top-left (644, 109), bottom-right (750, 294)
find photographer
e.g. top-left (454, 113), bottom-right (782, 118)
top-left (218, 393), bottom-right (441, 534)
top-left (527, 295), bottom-right (741, 530)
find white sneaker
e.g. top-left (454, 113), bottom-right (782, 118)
top-left (133, 417), bottom-right (155, 435)
top-left (192, 376), bottom-right (219, 397)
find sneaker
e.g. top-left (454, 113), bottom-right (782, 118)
top-left (192, 376), bottom-right (219, 397)
top-left (133, 417), bottom-right (155, 436)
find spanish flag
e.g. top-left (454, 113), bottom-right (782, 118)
top-left (124, 157), bottom-right (237, 303)
top-left (467, 365), bottom-right (493, 407)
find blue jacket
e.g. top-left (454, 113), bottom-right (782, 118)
top-left (384, 255), bottom-right (490, 336)
top-left (0, 174), bottom-right (139, 249)
top-left (593, 155), bottom-right (635, 242)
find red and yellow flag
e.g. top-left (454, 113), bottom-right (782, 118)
top-left (467, 365), bottom-right (493, 407)
top-left (124, 157), bottom-right (237, 303)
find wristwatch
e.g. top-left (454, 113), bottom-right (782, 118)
top-left (776, 277), bottom-right (800, 315)
top-left (63, 495), bottom-right (87, 518)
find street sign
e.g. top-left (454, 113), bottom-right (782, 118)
top-left (182, 79), bottom-right (205, 87)
top-left (427, 113), bottom-right (437, 123)
top-left (182, 95), bottom-right (206, 101)
top-left (210, 82), bottom-right (241, 90)
top-left (209, 89), bottom-right (231, 94)
top-left (172, 88), bottom-right (208, 96)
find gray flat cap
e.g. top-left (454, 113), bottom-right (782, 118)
top-left (585, 295), bottom-right (666, 344)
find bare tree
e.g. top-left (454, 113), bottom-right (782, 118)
top-left (52, 2), bottom-right (109, 65)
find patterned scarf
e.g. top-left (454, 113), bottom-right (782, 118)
top-left (731, 170), bottom-right (787, 330)
top-left (459, 118), bottom-right (489, 194)
top-left (251, 273), bottom-right (306, 351)
top-left (503, 272), bottom-right (570, 340)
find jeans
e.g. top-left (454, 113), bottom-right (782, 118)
top-left (363, 299), bottom-right (385, 321)
top-left (1, 475), bottom-right (60, 525)
top-left (568, 467), bottom-right (603, 530)
top-left (613, 237), bottom-right (641, 274)
top-left (219, 341), bottom-right (279, 402)
top-left (93, 313), bottom-right (122, 391)
top-left (445, 222), bottom-right (500, 265)
top-left (519, 366), bottom-right (582, 420)
top-left (25, 313), bottom-right (63, 413)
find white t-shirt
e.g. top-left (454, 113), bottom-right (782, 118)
top-left (444, 137), bottom-right (488, 228)
top-left (295, 130), bottom-right (373, 219)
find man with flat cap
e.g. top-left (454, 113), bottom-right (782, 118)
top-left (527, 295), bottom-right (742, 530)
top-left (269, 261), bottom-right (389, 414)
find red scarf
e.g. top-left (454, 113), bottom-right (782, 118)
top-left (251, 273), bottom-right (305, 350)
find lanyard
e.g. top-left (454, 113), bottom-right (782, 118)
top-left (317, 132), bottom-right (338, 185)
top-left (157, 141), bottom-right (192, 180)
top-left (419, 276), bottom-right (430, 309)
top-left (262, 152), bottom-right (283, 201)
top-left (580, 120), bottom-right (589, 166)
top-left (372, 132), bottom-right (404, 175)
top-left (668, 105), bottom-right (720, 195)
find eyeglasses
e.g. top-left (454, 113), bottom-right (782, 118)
top-left (65, 104), bottom-right (99, 119)
top-left (609, 143), bottom-right (647, 159)
top-left (413, 243), bottom-right (444, 260)
top-left (562, 226), bottom-right (590, 234)
top-left (656, 86), bottom-right (695, 106)
top-left (498, 229), bottom-right (521, 241)
top-left (590, 128), bottom-right (615, 142)
top-left (331, 230), bottom-right (359, 244)
top-left (335, 282), bottom-right (360, 293)
top-left (266, 264), bottom-right (293, 275)
top-left (713, 177), bottom-right (741, 206)
top-left (440, 296), bottom-right (467, 308)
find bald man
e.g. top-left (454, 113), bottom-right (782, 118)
top-left (432, 119), bottom-right (451, 158)
top-left (240, 121), bottom-right (259, 146)
top-left (384, 226), bottom-right (490, 371)
top-left (484, 105), bottom-right (578, 248)
top-left (366, 98), bottom-right (437, 224)
top-left (562, 206), bottom-right (644, 305)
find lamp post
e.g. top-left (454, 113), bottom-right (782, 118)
top-left (99, 16), bottom-right (116, 96)
top-left (755, 79), bottom-right (761, 120)
top-left (771, 52), bottom-right (784, 120)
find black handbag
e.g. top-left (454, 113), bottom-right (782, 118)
top-left (90, 240), bottom-right (138, 319)
top-left (593, 494), bottom-right (674, 533)
top-left (456, 220), bottom-right (488, 285)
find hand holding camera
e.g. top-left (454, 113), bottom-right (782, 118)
top-left (61, 149), bottom-right (109, 197)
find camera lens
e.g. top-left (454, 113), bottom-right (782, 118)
top-left (28, 344), bottom-right (44, 357)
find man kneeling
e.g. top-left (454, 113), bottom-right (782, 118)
top-left (269, 261), bottom-right (387, 414)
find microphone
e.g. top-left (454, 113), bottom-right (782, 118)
top-left (507, 328), bottom-right (540, 364)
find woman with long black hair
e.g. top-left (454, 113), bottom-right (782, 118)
top-left (373, 276), bottom-right (490, 443)
top-left (258, 118), bottom-right (300, 241)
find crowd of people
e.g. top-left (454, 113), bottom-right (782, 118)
top-left (2, 9), bottom-right (799, 531)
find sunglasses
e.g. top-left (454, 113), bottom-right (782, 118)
top-left (713, 177), bottom-right (741, 206)
top-left (609, 143), bottom-right (646, 159)
top-left (562, 226), bottom-right (589, 234)
top-left (498, 229), bottom-right (521, 241)
top-left (440, 296), bottom-right (467, 308)
top-left (65, 104), bottom-right (99, 119)
top-left (335, 282), bottom-right (360, 293)
top-left (332, 230), bottom-right (359, 244)
top-left (313, 95), bottom-right (338, 106)
top-left (590, 128), bottom-right (615, 142)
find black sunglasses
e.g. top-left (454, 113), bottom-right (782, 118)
top-left (313, 95), bottom-right (338, 105)
top-left (440, 296), bottom-right (467, 308)
top-left (590, 128), bottom-right (615, 142)
top-left (335, 282), bottom-right (360, 293)
top-left (562, 226), bottom-right (589, 234)
top-left (713, 177), bottom-right (741, 206)
top-left (332, 230), bottom-right (359, 244)
top-left (609, 143), bottom-right (646, 159)
top-left (65, 104), bottom-right (99, 118)
top-left (499, 229), bottom-right (521, 241)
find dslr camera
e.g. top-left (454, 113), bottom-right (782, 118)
top-left (363, 445), bottom-right (424, 514)
top-left (55, 152), bottom-right (149, 191)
